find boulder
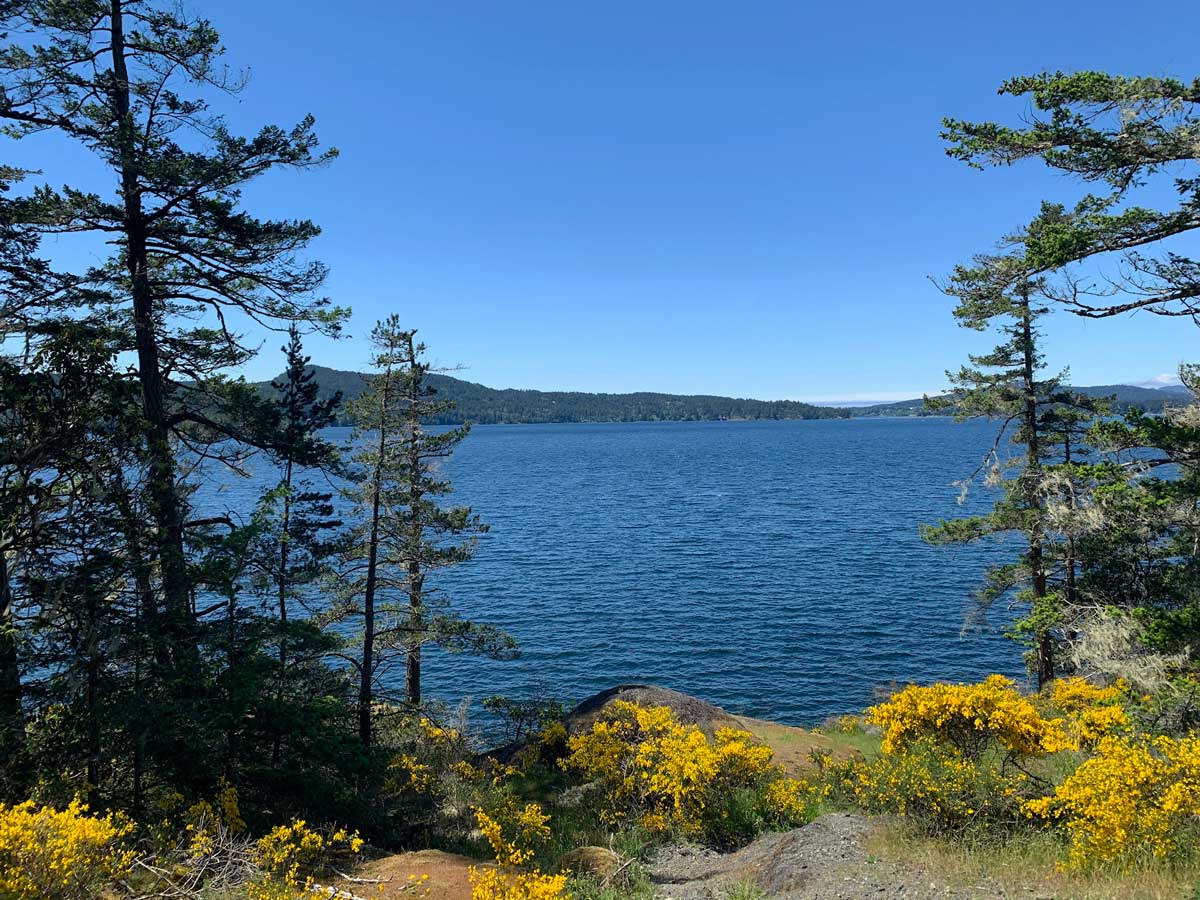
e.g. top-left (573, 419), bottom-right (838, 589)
top-left (559, 845), bottom-right (623, 879)
top-left (563, 684), bottom-right (745, 736)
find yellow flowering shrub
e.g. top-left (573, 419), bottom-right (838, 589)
top-left (842, 676), bottom-right (1085, 834)
top-left (818, 713), bottom-right (868, 735)
top-left (247, 818), bottom-right (364, 900)
top-left (1046, 677), bottom-right (1126, 711)
top-left (392, 752), bottom-right (436, 794)
top-left (1034, 677), bottom-right (1130, 749)
top-left (535, 720), bottom-right (569, 762)
top-left (1071, 705), bottom-right (1130, 747)
top-left (1024, 733), bottom-right (1200, 869)
top-left (419, 716), bottom-right (461, 745)
top-left (469, 866), bottom-right (569, 900)
top-left (382, 712), bottom-right (483, 842)
top-left (0, 798), bottom-right (133, 900)
top-left (842, 735), bottom-right (1026, 832)
top-left (761, 777), bottom-right (818, 825)
top-left (868, 674), bottom-right (1072, 758)
top-left (469, 802), bottom-right (568, 900)
top-left (387, 716), bottom-right (467, 796)
top-left (179, 778), bottom-right (248, 859)
top-left (561, 702), bottom-right (813, 843)
top-left (476, 801), bottom-right (551, 867)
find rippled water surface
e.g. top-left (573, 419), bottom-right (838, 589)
top-left (206, 418), bottom-right (1025, 726)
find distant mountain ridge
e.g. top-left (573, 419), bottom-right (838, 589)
top-left (253, 366), bottom-right (850, 424)
top-left (251, 366), bottom-right (1193, 425)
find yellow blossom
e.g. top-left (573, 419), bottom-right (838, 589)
top-left (0, 799), bottom-right (133, 900)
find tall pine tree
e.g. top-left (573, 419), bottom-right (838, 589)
top-left (0, 0), bottom-right (346, 692)
top-left (942, 71), bottom-right (1200, 682)
top-left (329, 317), bottom-right (513, 746)
top-left (923, 234), bottom-right (1106, 687)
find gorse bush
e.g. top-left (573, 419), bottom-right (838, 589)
top-left (1046, 676), bottom-right (1125, 711)
top-left (868, 674), bottom-right (1074, 758)
top-left (1040, 676), bottom-right (1131, 749)
top-left (842, 735), bottom-right (1028, 832)
top-left (381, 712), bottom-right (502, 846)
top-left (847, 673), bottom-right (1200, 873)
top-left (477, 799), bottom-right (552, 867)
top-left (469, 867), bottom-right (571, 900)
top-left (247, 818), bottom-right (365, 900)
top-left (469, 801), bottom-right (569, 900)
top-left (0, 799), bottom-right (133, 900)
top-left (842, 675), bottom-right (1134, 835)
top-left (1024, 733), bottom-right (1200, 870)
top-left (561, 701), bottom-right (815, 846)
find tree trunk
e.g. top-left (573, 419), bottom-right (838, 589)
top-left (86, 652), bottom-right (100, 809)
top-left (405, 345), bottom-right (423, 708)
top-left (359, 483), bottom-right (380, 748)
top-left (271, 459), bottom-right (293, 765)
top-left (0, 548), bottom-right (21, 765)
top-left (84, 574), bottom-right (101, 809)
top-left (358, 394), bottom-right (389, 748)
top-left (108, 1), bottom-right (192, 650)
top-left (1019, 286), bottom-right (1053, 689)
top-left (278, 458), bottom-right (293, 671)
top-left (225, 584), bottom-right (240, 779)
top-left (406, 564), bottom-right (421, 708)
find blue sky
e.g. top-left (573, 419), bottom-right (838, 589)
top-left (15, 0), bottom-right (1200, 401)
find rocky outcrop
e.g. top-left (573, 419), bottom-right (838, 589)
top-left (563, 684), bottom-right (746, 736)
top-left (650, 814), bottom-right (1006, 899)
top-left (484, 683), bottom-right (852, 775)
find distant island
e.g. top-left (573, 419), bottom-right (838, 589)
top-left (252, 366), bottom-right (1192, 425)
top-left (842, 382), bottom-right (1192, 417)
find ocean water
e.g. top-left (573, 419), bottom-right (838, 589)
top-left (204, 418), bottom-right (1026, 727)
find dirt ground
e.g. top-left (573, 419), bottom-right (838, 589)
top-left (335, 849), bottom-right (479, 900)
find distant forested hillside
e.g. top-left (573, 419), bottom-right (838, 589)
top-left (251, 366), bottom-right (851, 424)
top-left (252, 367), bottom-right (1191, 424)
top-left (842, 383), bottom-right (1193, 417)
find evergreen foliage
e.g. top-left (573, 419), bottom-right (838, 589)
top-left (939, 70), bottom-right (1200, 681)
top-left (0, 1), bottom-right (511, 835)
top-left (328, 317), bottom-right (515, 747)
top-left (922, 223), bottom-right (1110, 686)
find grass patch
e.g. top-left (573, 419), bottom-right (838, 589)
top-left (566, 862), bottom-right (657, 900)
top-left (820, 726), bottom-right (882, 759)
top-left (866, 820), bottom-right (1200, 900)
top-left (723, 878), bottom-right (769, 899)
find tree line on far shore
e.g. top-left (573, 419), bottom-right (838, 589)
top-left (248, 366), bottom-right (850, 425)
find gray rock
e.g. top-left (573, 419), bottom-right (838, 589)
top-left (649, 814), bottom-right (1009, 899)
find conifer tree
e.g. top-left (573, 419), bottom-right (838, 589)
top-left (0, 170), bottom-right (51, 790)
top-left (0, 0), bottom-right (345, 682)
top-left (942, 71), bottom-right (1200, 679)
top-left (923, 233), bottom-right (1105, 687)
top-left (267, 327), bottom-right (342, 672)
top-left (250, 327), bottom-right (343, 765)
top-left (4, 326), bottom-right (155, 804)
top-left (1076, 368), bottom-right (1200, 659)
top-left (330, 317), bottom-right (513, 746)
top-left (942, 72), bottom-right (1200, 319)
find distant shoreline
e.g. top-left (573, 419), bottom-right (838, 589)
top-left (322, 414), bottom-right (961, 429)
top-left (260, 365), bottom-right (1190, 427)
